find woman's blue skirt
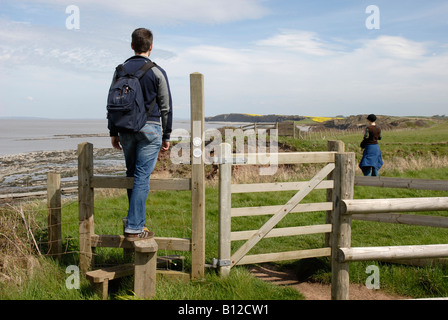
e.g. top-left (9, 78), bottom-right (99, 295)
top-left (359, 144), bottom-right (383, 170)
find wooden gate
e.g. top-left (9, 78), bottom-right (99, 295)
top-left (217, 142), bottom-right (344, 276)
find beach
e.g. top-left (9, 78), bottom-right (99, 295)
top-left (0, 148), bottom-right (127, 197)
top-left (0, 118), bottom-right (247, 197)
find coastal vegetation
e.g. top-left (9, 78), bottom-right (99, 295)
top-left (0, 115), bottom-right (447, 300)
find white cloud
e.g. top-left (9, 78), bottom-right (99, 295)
top-left (165, 32), bottom-right (448, 117)
top-left (355, 36), bottom-right (429, 60)
top-left (1, 1), bottom-right (447, 119)
top-left (255, 30), bottom-right (343, 57)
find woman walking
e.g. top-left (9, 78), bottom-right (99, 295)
top-left (359, 114), bottom-right (383, 176)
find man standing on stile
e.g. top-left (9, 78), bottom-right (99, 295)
top-left (109, 28), bottom-right (173, 241)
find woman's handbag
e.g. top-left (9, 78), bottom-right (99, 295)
top-left (360, 138), bottom-right (368, 149)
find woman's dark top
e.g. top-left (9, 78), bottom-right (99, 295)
top-left (364, 125), bottom-right (382, 145)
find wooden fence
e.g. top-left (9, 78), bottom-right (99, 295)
top-left (239, 121), bottom-right (300, 138)
top-left (216, 139), bottom-right (448, 299)
top-left (217, 142), bottom-right (341, 276)
top-left (78, 73), bottom-right (206, 281)
top-left (331, 152), bottom-right (448, 300)
top-left (43, 116), bottom-right (448, 299)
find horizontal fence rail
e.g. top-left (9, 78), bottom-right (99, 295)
top-left (355, 176), bottom-right (448, 191)
top-left (231, 151), bottom-right (336, 165)
top-left (231, 202), bottom-right (333, 218)
top-left (237, 248), bottom-right (331, 266)
top-left (352, 212), bottom-right (448, 228)
top-left (231, 180), bottom-right (333, 193)
top-left (91, 176), bottom-right (191, 190)
top-left (342, 197), bottom-right (448, 214)
top-left (231, 224), bottom-right (332, 241)
top-left (338, 244), bottom-right (448, 262)
top-left (334, 193), bottom-right (448, 300)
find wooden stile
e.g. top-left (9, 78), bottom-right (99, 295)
top-left (78, 72), bottom-right (207, 283)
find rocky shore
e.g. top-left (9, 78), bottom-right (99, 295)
top-left (0, 148), bottom-right (126, 198)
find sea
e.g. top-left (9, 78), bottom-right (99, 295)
top-left (0, 118), bottom-right (248, 156)
top-left (0, 118), bottom-right (252, 196)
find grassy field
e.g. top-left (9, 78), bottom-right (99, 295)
top-left (1, 119), bottom-right (448, 300)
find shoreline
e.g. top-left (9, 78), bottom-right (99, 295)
top-left (0, 147), bottom-right (126, 197)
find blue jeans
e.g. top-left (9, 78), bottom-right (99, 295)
top-left (119, 123), bottom-right (162, 234)
top-left (361, 166), bottom-right (379, 177)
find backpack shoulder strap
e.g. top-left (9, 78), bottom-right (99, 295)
top-left (134, 61), bottom-right (155, 80)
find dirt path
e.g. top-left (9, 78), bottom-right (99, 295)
top-left (249, 265), bottom-right (408, 300)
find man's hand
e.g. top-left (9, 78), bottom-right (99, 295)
top-left (111, 136), bottom-right (122, 150)
top-left (161, 140), bottom-right (170, 152)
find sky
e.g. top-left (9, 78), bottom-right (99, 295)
top-left (0, 0), bottom-right (447, 120)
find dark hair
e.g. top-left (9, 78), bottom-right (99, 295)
top-left (131, 28), bottom-right (153, 54)
top-left (367, 114), bottom-right (377, 122)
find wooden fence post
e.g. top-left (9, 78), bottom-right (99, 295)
top-left (134, 239), bottom-right (158, 299)
top-left (218, 143), bottom-right (232, 277)
top-left (47, 172), bottom-right (62, 259)
top-left (331, 152), bottom-right (355, 300)
top-left (325, 141), bottom-right (345, 247)
top-left (190, 72), bottom-right (205, 280)
top-left (78, 142), bottom-right (95, 273)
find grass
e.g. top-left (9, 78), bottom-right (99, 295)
top-left (0, 189), bottom-right (303, 300)
top-left (0, 255), bottom-right (301, 300)
top-left (280, 120), bottom-right (448, 174)
top-left (1, 119), bottom-right (448, 300)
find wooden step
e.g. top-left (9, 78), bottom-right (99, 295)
top-left (85, 263), bottom-right (190, 299)
top-left (85, 263), bottom-right (134, 283)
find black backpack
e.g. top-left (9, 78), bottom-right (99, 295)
top-left (107, 61), bottom-right (156, 133)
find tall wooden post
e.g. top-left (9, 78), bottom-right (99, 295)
top-left (331, 152), bottom-right (355, 300)
top-left (326, 141), bottom-right (345, 247)
top-left (218, 143), bottom-right (232, 277)
top-left (78, 142), bottom-right (95, 273)
top-left (190, 73), bottom-right (205, 279)
top-left (47, 172), bottom-right (62, 259)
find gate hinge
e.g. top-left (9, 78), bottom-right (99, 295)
top-left (211, 258), bottom-right (231, 268)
